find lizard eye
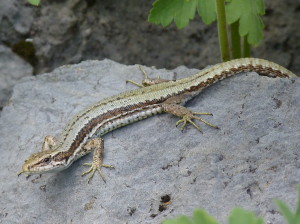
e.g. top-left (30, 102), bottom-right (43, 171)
top-left (43, 157), bottom-right (51, 163)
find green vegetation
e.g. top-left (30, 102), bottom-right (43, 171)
top-left (28, 0), bottom-right (40, 6)
top-left (162, 208), bottom-right (263, 224)
top-left (163, 184), bottom-right (300, 224)
top-left (163, 209), bottom-right (218, 224)
top-left (274, 184), bottom-right (300, 224)
top-left (28, 0), bottom-right (265, 61)
top-left (148, 0), bottom-right (265, 61)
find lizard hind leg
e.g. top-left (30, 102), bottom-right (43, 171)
top-left (162, 102), bottom-right (219, 133)
top-left (81, 138), bottom-right (114, 183)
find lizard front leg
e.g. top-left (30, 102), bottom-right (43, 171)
top-left (42, 136), bottom-right (58, 151)
top-left (161, 95), bottom-right (219, 133)
top-left (126, 65), bottom-right (172, 87)
top-left (81, 138), bottom-right (114, 183)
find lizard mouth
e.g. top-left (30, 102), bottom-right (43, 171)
top-left (18, 164), bottom-right (33, 175)
top-left (18, 167), bottom-right (29, 176)
top-left (18, 161), bottom-right (43, 175)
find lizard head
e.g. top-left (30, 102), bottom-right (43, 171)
top-left (18, 149), bottom-right (68, 175)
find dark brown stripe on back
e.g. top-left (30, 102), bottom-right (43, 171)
top-left (65, 98), bottom-right (167, 157)
top-left (187, 64), bottom-right (290, 93)
top-left (65, 63), bottom-right (290, 158)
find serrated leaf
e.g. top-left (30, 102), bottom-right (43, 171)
top-left (226, 0), bottom-right (265, 45)
top-left (228, 208), bottom-right (264, 224)
top-left (148, 0), bottom-right (197, 29)
top-left (197, 0), bottom-right (216, 25)
top-left (28, 0), bottom-right (40, 6)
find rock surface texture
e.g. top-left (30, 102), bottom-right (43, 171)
top-left (0, 45), bottom-right (32, 110)
top-left (0, 60), bottom-right (299, 223)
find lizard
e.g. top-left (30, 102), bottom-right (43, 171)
top-left (18, 58), bottom-right (297, 183)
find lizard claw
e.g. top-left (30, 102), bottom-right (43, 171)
top-left (176, 112), bottom-right (219, 132)
top-left (82, 162), bottom-right (114, 183)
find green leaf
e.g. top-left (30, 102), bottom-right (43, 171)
top-left (197, 0), bottom-right (216, 25)
top-left (162, 215), bottom-right (193, 224)
top-left (28, 0), bottom-right (40, 6)
top-left (274, 185), bottom-right (300, 224)
top-left (162, 209), bottom-right (219, 224)
top-left (274, 199), bottom-right (297, 224)
top-left (296, 184), bottom-right (300, 216)
top-left (228, 208), bottom-right (264, 224)
top-left (148, 0), bottom-right (197, 29)
top-left (225, 0), bottom-right (265, 46)
top-left (193, 209), bottom-right (219, 224)
top-left (148, 0), bottom-right (217, 28)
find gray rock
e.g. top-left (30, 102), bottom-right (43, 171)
top-left (0, 0), bottom-right (34, 43)
top-left (2, 0), bottom-right (298, 75)
top-left (0, 45), bottom-right (33, 110)
top-left (31, 0), bottom-right (299, 74)
top-left (0, 60), bottom-right (299, 224)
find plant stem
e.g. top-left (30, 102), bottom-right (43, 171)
top-left (230, 21), bottom-right (241, 59)
top-left (243, 36), bottom-right (251, 57)
top-left (215, 0), bottom-right (230, 61)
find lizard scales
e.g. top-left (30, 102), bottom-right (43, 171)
top-left (19, 58), bottom-right (296, 182)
